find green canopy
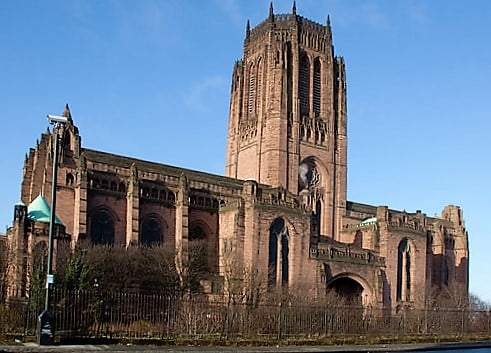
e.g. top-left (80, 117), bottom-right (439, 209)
top-left (27, 194), bottom-right (63, 225)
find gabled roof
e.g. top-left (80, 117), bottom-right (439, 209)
top-left (27, 194), bottom-right (63, 225)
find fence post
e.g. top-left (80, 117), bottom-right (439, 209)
top-left (423, 307), bottom-right (428, 334)
top-left (277, 301), bottom-right (282, 340)
top-left (461, 308), bottom-right (465, 335)
top-left (225, 300), bottom-right (231, 339)
top-left (488, 310), bottom-right (490, 335)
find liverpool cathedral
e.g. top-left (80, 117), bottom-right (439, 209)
top-left (5, 4), bottom-right (468, 310)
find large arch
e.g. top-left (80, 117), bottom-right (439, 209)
top-left (89, 207), bottom-right (116, 245)
top-left (326, 272), bottom-right (374, 306)
top-left (298, 155), bottom-right (330, 236)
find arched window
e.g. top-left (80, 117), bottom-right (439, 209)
top-left (268, 218), bottom-right (289, 288)
top-left (298, 156), bottom-right (320, 191)
top-left (315, 199), bottom-right (322, 236)
top-left (66, 172), bottom-right (74, 186)
top-left (256, 58), bottom-right (263, 113)
top-left (313, 58), bottom-right (321, 117)
top-left (189, 224), bottom-right (207, 241)
top-left (168, 191), bottom-right (175, 203)
top-left (141, 217), bottom-right (163, 246)
top-left (248, 62), bottom-right (256, 114)
top-left (299, 53), bottom-right (310, 116)
top-left (90, 210), bottom-right (115, 245)
top-left (397, 238), bottom-right (412, 302)
top-left (444, 258), bottom-right (450, 286)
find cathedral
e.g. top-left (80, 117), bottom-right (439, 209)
top-left (5, 4), bottom-right (468, 310)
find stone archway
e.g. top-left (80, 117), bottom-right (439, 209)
top-left (327, 274), bottom-right (370, 306)
top-left (328, 277), bottom-right (363, 305)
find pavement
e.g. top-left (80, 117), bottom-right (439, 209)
top-left (1, 341), bottom-right (491, 353)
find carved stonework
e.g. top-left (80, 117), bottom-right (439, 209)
top-left (300, 116), bottom-right (327, 145)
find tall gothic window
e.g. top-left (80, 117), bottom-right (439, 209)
top-left (268, 218), bottom-right (289, 288)
top-left (141, 217), bottom-right (163, 246)
top-left (313, 58), bottom-right (321, 117)
top-left (397, 238), bottom-right (412, 302)
top-left (248, 62), bottom-right (256, 114)
top-left (90, 210), bottom-right (115, 245)
top-left (299, 53), bottom-right (310, 116)
top-left (256, 58), bottom-right (263, 114)
top-left (444, 258), bottom-right (450, 286)
top-left (315, 199), bottom-right (322, 236)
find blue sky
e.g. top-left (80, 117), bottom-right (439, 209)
top-left (1, 1), bottom-right (490, 303)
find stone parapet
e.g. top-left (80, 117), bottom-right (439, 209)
top-left (310, 244), bottom-right (385, 267)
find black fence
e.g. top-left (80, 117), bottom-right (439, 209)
top-left (1, 289), bottom-right (490, 340)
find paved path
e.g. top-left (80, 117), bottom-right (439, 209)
top-left (1, 341), bottom-right (491, 353)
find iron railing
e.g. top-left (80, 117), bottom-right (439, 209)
top-left (0, 289), bottom-right (490, 340)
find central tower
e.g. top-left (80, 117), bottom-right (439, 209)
top-left (225, 4), bottom-right (347, 239)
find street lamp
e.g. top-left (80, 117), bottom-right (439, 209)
top-left (37, 114), bottom-right (67, 345)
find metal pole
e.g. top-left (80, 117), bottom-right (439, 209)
top-left (38, 115), bottom-right (66, 345)
top-left (45, 126), bottom-right (59, 311)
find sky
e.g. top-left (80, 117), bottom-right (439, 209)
top-left (1, 1), bottom-right (490, 303)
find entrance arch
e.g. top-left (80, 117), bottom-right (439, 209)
top-left (326, 273), bottom-right (372, 306)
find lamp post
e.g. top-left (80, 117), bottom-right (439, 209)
top-left (37, 114), bottom-right (67, 345)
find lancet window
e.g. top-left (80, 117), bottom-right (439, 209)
top-left (268, 218), bottom-right (289, 288)
top-left (397, 238), bottom-right (412, 302)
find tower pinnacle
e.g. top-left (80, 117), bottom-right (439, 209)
top-left (326, 15), bottom-right (332, 39)
top-left (62, 103), bottom-right (72, 123)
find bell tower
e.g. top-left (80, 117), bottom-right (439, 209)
top-left (225, 3), bottom-right (347, 239)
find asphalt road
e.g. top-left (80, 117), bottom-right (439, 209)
top-left (1, 341), bottom-right (491, 353)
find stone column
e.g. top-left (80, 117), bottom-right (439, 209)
top-left (72, 157), bottom-right (87, 248)
top-left (126, 163), bottom-right (140, 246)
top-left (9, 203), bottom-right (28, 296)
top-left (175, 173), bottom-right (189, 283)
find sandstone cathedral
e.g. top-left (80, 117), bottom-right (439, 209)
top-left (4, 4), bottom-right (468, 311)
